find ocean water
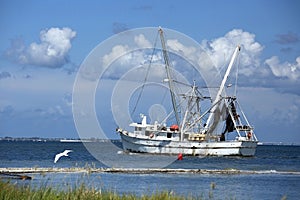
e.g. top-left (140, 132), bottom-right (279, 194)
top-left (1, 140), bottom-right (300, 199)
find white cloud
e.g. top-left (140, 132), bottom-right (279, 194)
top-left (101, 46), bottom-right (145, 79)
top-left (167, 39), bottom-right (197, 58)
top-left (156, 29), bottom-right (265, 89)
top-left (82, 28), bottom-right (299, 95)
top-left (102, 45), bottom-right (130, 67)
top-left (80, 45), bottom-right (131, 81)
top-left (82, 42), bottom-right (144, 81)
top-left (265, 56), bottom-right (300, 81)
top-left (100, 39), bottom-right (164, 80)
top-left (6, 27), bottom-right (76, 68)
top-left (134, 34), bottom-right (152, 48)
top-left (103, 51), bottom-right (164, 81)
top-left (202, 29), bottom-right (264, 76)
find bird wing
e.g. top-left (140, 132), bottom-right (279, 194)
top-left (63, 150), bottom-right (73, 156)
top-left (54, 153), bottom-right (63, 163)
top-left (54, 150), bottom-right (73, 163)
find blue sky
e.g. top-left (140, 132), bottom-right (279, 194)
top-left (1, 0), bottom-right (300, 143)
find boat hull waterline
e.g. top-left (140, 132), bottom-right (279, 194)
top-left (120, 133), bottom-right (257, 156)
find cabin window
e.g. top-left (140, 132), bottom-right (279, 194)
top-left (135, 127), bottom-right (142, 131)
top-left (167, 132), bottom-right (172, 138)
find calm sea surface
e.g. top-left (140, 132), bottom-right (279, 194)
top-left (0, 140), bottom-right (300, 199)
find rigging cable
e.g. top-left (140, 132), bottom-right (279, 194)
top-left (131, 31), bottom-right (159, 117)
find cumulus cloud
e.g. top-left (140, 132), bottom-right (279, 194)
top-left (161, 29), bottom-right (266, 91)
top-left (167, 39), bottom-right (197, 59)
top-left (97, 29), bottom-right (265, 86)
top-left (82, 28), bottom-right (298, 95)
top-left (265, 56), bottom-right (300, 81)
top-left (202, 29), bottom-right (300, 92)
top-left (102, 45), bottom-right (130, 67)
top-left (5, 27), bottom-right (76, 68)
top-left (164, 39), bottom-right (218, 87)
top-left (99, 35), bottom-right (163, 80)
top-left (102, 49), bottom-right (159, 80)
top-left (134, 34), bottom-right (152, 48)
top-left (202, 29), bottom-right (264, 76)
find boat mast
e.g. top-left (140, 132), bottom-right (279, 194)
top-left (159, 27), bottom-right (180, 126)
top-left (205, 45), bottom-right (241, 133)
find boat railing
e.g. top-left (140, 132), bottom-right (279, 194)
top-left (188, 133), bottom-right (206, 141)
top-left (235, 125), bottom-right (253, 131)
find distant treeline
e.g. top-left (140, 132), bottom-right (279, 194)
top-left (0, 137), bottom-right (121, 143)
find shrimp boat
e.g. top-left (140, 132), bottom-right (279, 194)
top-left (116, 28), bottom-right (258, 156)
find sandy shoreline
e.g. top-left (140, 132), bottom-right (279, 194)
top-left (1, 167), bottom-right (300, 175)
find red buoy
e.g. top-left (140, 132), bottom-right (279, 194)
top-left (177, 153), bottom-right (183, 160)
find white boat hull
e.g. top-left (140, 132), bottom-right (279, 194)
top-left (120, 133), bottom-right (257, 156)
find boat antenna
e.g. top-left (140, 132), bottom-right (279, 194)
top-left (159, 27), bottom-right (180, 126)
top-left (131, 31), bottom-right (159, 116)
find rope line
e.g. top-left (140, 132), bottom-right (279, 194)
top-left (131, 32), bottom-right (159, 117)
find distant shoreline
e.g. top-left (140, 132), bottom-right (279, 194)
top-left (0, 137), bottom-right (121, 143)
top-left (0, 137), bottom-right (299, 146)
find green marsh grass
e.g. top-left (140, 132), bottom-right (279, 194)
top-left (0, 180), bottom-right (194, 200)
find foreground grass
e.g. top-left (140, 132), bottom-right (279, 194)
top-left (0, 181), bottom-right (198, 200)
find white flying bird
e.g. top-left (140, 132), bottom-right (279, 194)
top-left (54, 150), bottom-right (73, 163)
